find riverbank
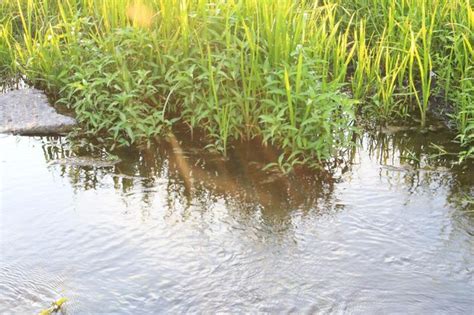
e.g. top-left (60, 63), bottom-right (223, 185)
top-left (1, 0), bottom-right (472, 168)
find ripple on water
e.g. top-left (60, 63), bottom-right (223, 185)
top-left (0, 131), bottom-right (473, 314)
top-left (0, 264), bottom-right (74, 314)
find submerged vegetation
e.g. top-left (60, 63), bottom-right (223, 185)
top-left (0, 0), bottom-right (472, 168)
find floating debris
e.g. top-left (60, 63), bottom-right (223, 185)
top-left (38, 297), bottom-right (68, 315)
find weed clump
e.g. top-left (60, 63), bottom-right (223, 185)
top-left (0, 0), bottom-right (472, 167)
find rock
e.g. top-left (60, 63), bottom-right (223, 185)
top-left (0, 88), bottom-right (76, 135)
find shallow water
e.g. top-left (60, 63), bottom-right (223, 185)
top-left (0, 129), bottom-right (473, 314)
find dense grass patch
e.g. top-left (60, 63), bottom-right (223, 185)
top-left (0, 0), bottom-right (472, 167)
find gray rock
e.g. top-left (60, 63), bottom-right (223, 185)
top-left (0, 88), bottom-right (76, 135)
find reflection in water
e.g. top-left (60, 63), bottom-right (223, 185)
top-left (39, 127), bottom-right (473, 218)
top-left (40, 132), bottom-right (339, 232)
top-left (1, 125), bottom-right (473, 314)
top-left (361, 129), bottom-right (473, 214)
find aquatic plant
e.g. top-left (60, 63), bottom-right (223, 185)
top-left (0, 0), bottom-right (472, 167)
top-left (0, 13), bottom-right (14, 83)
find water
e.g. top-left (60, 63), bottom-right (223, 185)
top-left (0, 128), bottom-right (473, 314)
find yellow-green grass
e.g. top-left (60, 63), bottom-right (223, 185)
top-left (0, 0), bottom-right (472, 167)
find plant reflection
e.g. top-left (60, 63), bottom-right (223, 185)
top-left (39, 123), bottom-right (473, 230)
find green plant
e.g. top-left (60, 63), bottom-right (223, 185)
top-left (0, 0), bottom-right (472, 167)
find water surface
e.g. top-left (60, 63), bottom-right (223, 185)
top-left (0, 128), bottom-right (473, 314)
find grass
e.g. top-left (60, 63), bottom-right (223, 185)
top-left (0, 0), bottom-right (472, 169)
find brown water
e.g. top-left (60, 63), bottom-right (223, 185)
top-left (0, 128), bottom-right (473, 314)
